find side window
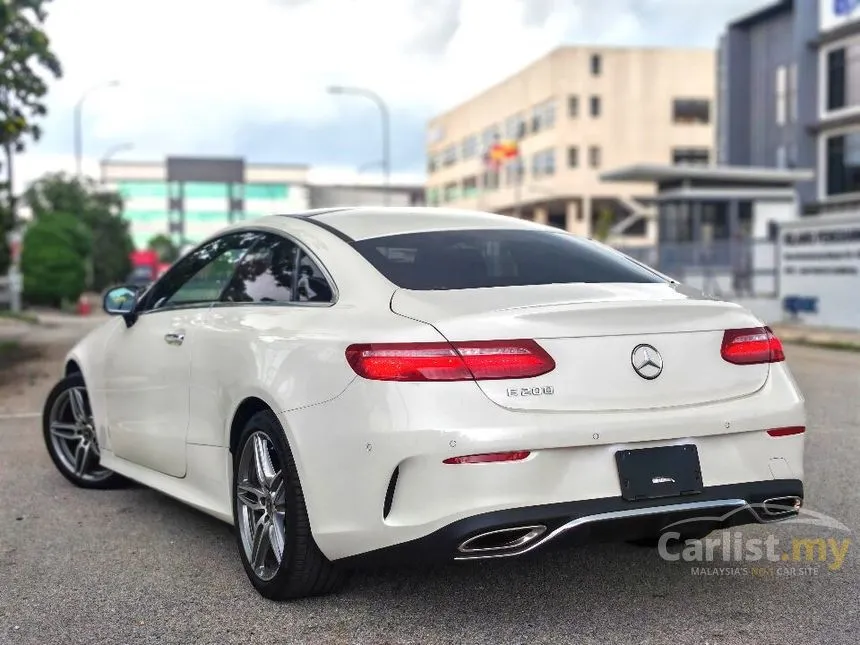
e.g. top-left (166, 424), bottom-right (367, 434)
top-left (296, 251), bottom-right (334, 303)
top-left (144, 232), bottom-right (261, 310)
top-left (222, 234), bottom-right (298, 303)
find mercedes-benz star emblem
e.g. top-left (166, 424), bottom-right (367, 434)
top-left (631, 344), bottom-right (663, 380)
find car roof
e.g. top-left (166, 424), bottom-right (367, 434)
top-left (280, 206), bottom-right (550, 242)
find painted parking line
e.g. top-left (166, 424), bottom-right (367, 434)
top-left (0, 412), bottom-right (40, 421)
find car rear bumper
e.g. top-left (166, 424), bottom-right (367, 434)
top-left (335, 479), bottom-right (804, 568)
top-left (281, 363), bottom-right (805, 561)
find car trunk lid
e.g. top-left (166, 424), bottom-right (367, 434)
top-left (390, 283), bottom-right (770, 412)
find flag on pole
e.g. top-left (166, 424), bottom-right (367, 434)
top-left (483, 139), bottom-right (520, 169)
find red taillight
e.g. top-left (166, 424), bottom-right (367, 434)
top-left (344, 339), bottom-right (555, 382)
top-left (767, 426), bottom-right (805, 437)
top-left (443, 451), bottom-right (531, 464)
top-left (721, 327), bottom-right (785, 365)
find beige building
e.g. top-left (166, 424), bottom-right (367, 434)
top-left (425, 46), bottom-right (716, 241)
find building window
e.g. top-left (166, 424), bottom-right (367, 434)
top-left (590, 96), bottom-right (601, 117)
top-left (671, 148), bottom-right (710, 165)
top-left (827, 47), bottom-right (847, 111)
top-left (461, 135), bottom-right (478, 160)
top-left (463, 176), bottom-right (478, 197)
top-left (776, 65), bottom-right (787, 125)
top-left (243, 184), bottom-right (289, 200)
top-left (481, 125), bottom-right (500, 149)
top-left (776, 145), bottom-right (786, 168)
top-left (443, 182), bottom-right (459, 202)
top-left (505, 113), bottom-right (526, 140)
top-left (789, 63), bottom-right (798, 123)
top-left (530, 99), bottom-right (556, 134)
top-left (567, 146), bottom-right (579, 168)
top-left (589, 146), bottom-right (601, 168)
top-left (116, 181), bottom-right (169, 199)
top-left (825, 40), bottom-right (860, 114)
top-left (505, 159), bottom-right (525, 185)
top-left (531, 148), bottom-right (556, 178)
top-left (483, 169), bottom-right (500, 191)
top-left (826, 130), bottom-right (860, 196)
top-left (426, 187), bottom-right (439, 206)
top-left (590, 53), bottom-right (601, 76)
top-left (568, 95), bottom-right (579, 118)
top-left (672, 98), bottom-right (710, 124)
top-left (442, 144), bottom-right (457, 167)
top-left (427, 155), bottom-right (438, 174)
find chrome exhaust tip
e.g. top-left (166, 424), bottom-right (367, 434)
top-left (457, 525), bottom-right (547, 554)
top-left (761, 496), bottom-right (803, 517)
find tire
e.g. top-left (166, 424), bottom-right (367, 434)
top-left (42, 373), bottom-right (127, 490)
top-left (232, 409), bottom-right (348, 600)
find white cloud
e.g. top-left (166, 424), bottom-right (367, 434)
top-left (15, 0), bottom-right (769, 190)
top-left (41, 0), bottom-right (571, 139)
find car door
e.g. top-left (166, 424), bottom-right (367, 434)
top-left (102, 232), bottom-right (262, 478)
top-left (185, 232), bottom-right (340, 448)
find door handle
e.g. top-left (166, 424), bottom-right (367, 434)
top-left (164, 331), bottom-right (185, 346)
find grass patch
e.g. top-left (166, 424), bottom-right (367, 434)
top-left (0, 310), bottom-right (39, 325)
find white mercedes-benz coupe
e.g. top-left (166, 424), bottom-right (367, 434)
top-left (42, 207), bottom-right (806, 600)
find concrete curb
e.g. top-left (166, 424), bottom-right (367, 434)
top-left (770, 325), bottom-right (860, 352)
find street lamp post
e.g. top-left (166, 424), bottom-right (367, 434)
top-left (74, 80), bottom-right (120, 179)
top-left (327, 86), bottom-right (391, 205)
top-left (100, 142), bottom-right (134, 183)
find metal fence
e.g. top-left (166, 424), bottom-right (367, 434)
top-left (614, 239), bottom-right (779, 298)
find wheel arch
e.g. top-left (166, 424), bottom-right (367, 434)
top-left (229, 397), bottom-right (273, 455)
top-left (65, 359), bottom-right (82, 377)
top-left (228, 395), bottom-right (302, 460)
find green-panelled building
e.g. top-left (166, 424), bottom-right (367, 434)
top-left (103, 160), bottom-right (310, 249)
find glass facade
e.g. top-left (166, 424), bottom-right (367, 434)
top-left (116, 180), bottom-right (296, 249)
top-left (118, 180), bottom-right (290, 201)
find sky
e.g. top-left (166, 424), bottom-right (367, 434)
top-left (14, 0), bottom-right (772, 191)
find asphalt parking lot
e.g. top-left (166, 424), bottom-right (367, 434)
top-left (0, 328), bottom-right (858, 645)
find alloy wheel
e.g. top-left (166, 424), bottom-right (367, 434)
top-left (47, 386), bottom-right (113, 483)
top-left (236, 431), bottom-right (287, 582)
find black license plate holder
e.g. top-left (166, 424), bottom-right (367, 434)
top-left (615, 444), bottom-right (703, 501)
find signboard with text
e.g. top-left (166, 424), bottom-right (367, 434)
top-left (821, 0), bottom-right (860, 33)
top-left (780, 214), bottom-right (860, 329)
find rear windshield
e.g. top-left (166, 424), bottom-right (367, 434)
top-left (352, 229), bottom-right (665, 290)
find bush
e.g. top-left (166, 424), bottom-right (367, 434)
top-left (24, 173), bottom-right (134, 290)
top-left (20, 212), bottom-right (91, 307)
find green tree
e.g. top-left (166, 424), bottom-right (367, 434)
top-left (20, 212), bottom-right (90, 307)
top-left (147, 233), bottom-right (179, 263)
top-left (593, 207), bottom-right (616, 242)
top-left (0, 0), bottom-right (63, 272)
top-left (24, 172), bottom-right (133, 290)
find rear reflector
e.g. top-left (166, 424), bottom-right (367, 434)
top-left (443, 451), bottom-right (531, 465)
top-left (721, 327), bottom-right (785, 365)
top-left (344, 340), bottom-right (555, 382)
top-left (766, 426), bottom-right (805, 437)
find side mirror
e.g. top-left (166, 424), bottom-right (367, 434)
top-left (103, 285), bottom-right (141, 326)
